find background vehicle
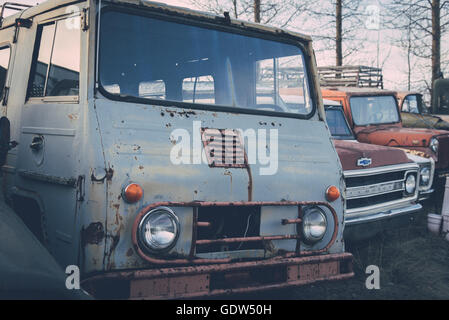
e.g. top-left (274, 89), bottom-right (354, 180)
top-left (397, 91), bottom-right (449, 130)
top-left (391, 73), bottom-right (449, 130)
top-left (432, 78), bottom-right (449, 121)
top-left (324, 101), bottom-right (432, 241)
top-left (0, 0), bottom-right (352, 299)
top-left (319, 65), bottom-right (449, 210)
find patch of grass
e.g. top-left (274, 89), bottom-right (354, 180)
top-left (246, 207), bottom-right (449, 300)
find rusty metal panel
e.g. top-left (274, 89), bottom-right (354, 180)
top-left (298, 263), bottom-right (319, 281)
top-left (85, 253), bottom-right (353, 299)
top-left (130, 274), bottom-right (209, 299)
top-left (296, 261), bottom-right (339, 281)
top-left (287, 265), bottom-right (299, 281)
top-left (319, 261), bottom-right (339, 277)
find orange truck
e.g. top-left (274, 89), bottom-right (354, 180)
top-left (319, 66), bottom-right (449, 207)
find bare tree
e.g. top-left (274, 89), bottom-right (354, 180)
top-left (188, 0), bottom-right (309, 28)
top-left (302, 0), bottom-right (364, 67)
top-left (254, 0), bottom-right (260, 23)
top-left (336, 0), bottom-right (343, 66)
top-left (386, 0), bottom-right (449, 94)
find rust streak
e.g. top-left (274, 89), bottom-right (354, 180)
top-left (282, 218), bottom-right (303, 225)
top-left (196, 234), bottom-right (301, 245)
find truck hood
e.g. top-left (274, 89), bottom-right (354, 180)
top-left (333, 139), bottom-right (411, 171)
top-left (95, 99), bottom-right (343, 205)
top-left (354, 124), bottom-right (449, 148)
top-left (91, 98), bottom-right (346, 270)
top-left (401, 112), bottom-right (449, 131)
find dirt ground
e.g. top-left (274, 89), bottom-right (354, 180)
top-left (239, 204), bottom-right (449, 300)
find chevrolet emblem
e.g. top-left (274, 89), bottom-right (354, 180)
top-left (357, 158), bottom-right (372, 167)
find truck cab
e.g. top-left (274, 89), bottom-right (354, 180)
top-left (324, 100), bottom-right (433, 241)
top-left (0, 0), bottom-right (352, 299)
top-left (397, 91), bottom-right (449, 130)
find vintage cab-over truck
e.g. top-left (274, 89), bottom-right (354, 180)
top-left (0, 0), bottom-right (353, 299)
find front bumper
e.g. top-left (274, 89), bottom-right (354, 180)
top-left (419, 188), bottom-right (434, 201)
top-left (83, 253), bottom-right (353, 299)
top-left (344, 203), bottom-right (422, 241)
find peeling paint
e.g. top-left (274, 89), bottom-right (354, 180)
top-left (81, 222), bottom-right (105, 246)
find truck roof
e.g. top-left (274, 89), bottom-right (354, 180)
top-left (1, 0), bottom-right (313, 43)
top-left (323, 99), bottom-right (342, 106)
top-left (322, 87), bottom-right (397, 97)
top-left (397, 91), bottom-right (421, 99)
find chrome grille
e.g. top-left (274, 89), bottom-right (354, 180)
top-left (345, 167), bottom-right (418, 211)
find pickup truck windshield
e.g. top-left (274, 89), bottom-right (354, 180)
top-left (349, 95), bottom-right (400, 126)
top-left (325, 107), bottom-right (354, 139)
top-left (99, 9), bottom-right (313, 116)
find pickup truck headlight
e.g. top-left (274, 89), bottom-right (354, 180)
top-left (138, 207), bottom-right (179, 253)
top-left (430, 138), bottom-right (439, 154)
top-left (302, 206), bottom-right (327, 244)
top-left (405, 174), bottom-right (417, 195)
top-left (420, 166), bottom-right (431, 186)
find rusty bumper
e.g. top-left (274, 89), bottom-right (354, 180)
top-left (83, 253), bottom-right (353, 299)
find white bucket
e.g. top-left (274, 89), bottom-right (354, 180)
top-left (428, 213), bottom-right (443, 235)
top-left (442, 215), bottom-right (449, 234)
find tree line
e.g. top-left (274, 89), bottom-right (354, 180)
top-left (189, 0), bottom-right (449, 96)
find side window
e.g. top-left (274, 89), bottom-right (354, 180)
top-left (255, 55), bottom-right (311, 114)
top-left (0, 46), bottom-right (11, 100)
top-left (28, 18), bottom-right (80, 98)
top-left (403, 95), bottom-right (419, 114)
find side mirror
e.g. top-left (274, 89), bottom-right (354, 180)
top-left (0, 116), bottom-right (10, 167)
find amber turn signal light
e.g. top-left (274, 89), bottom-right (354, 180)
top-left (123, 183), bottom-right (143, 203)
top-left (326, 186), bottom-right (340, 202)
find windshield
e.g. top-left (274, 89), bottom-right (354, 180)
top-left (349, 95), bottom-right (400, 126)
top-left (99, 9), bottom-right (313, 116)
top-left (325, 107), bottom-right (354, 139)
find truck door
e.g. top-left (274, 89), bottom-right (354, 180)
top-left (15, 6), bottom-right (87, 268)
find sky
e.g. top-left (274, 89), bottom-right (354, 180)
top-left (4, 0), bottom-right (447, 94)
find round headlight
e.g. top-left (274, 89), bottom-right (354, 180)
top-left (430, 138), bottom-right (439, 154)
top-left (420, 167), bottom-right (431, 186)
top-left (405, 174), bottom-right (417, 194)
top-left (302, 206), bottom-right (327, 244)
top-left (138, 207), bottom-right (179, 253)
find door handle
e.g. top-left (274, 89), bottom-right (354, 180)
top-left (30, 136), bottom-right (43, 151)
